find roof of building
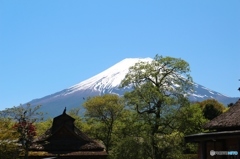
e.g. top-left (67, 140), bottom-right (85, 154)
top-left (29, 110), bottom-right (107, 156)
top-left (28, 150), bottom-right (108, 157)
top-left (204, 99), bottom-right (240, 130)
top-left (185, 129), bottom-right (240, 142)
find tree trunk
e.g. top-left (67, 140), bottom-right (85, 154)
top-left (151, 104), bottom-right (161, 159)
top-left (150, 134), bottom-right (156, 159)
top-left (24, 145), bottom-right (29, 159)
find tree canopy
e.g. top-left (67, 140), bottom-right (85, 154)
top-left (198, 99), bottom-right (226, 120)
top-left (0, 104), bottom-right (43, 159)
top-left (83, 94), bottom-right (125, 153)
top-left (120, 54), bottom-right (193, 159)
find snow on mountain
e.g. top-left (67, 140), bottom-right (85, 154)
top-left (61, 58), bottom-right (152, 96)
top-left (26, 58), bottom-right (238, 117)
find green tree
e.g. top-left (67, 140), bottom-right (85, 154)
top-left (177, 103), bottom-right (208, 155)
top-left (177, 103), bottom-right (208, 135)
top-left (199, 99), bottom-right (226, 120)
top-left (111, 110), bottom-right (151, 159)
top-left (83, 94), bottom-right (125, 153)
top-left (13, 115), bottom-right (36, 159)
top-left (203, 104), bottom-right (222, 120)
top-left (35, 118), bottom-right (53, 136)
top-left (0, 118), bottom-right (19, 159)
top-left (120, 55), bottom-right (193, 159)
top-left (1, 104), bottom-right (44, 159)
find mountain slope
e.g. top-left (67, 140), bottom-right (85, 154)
top-left (27, 58), bottom-right (239, 117)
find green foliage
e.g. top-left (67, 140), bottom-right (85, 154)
top-left (0, 104), bottom-right (44, 159)
top-left (198, 99), bottom-right (226, 111)
top-left (67, 106), bottom-right (83, 129)
top-left (181, 154), bottom-right (198, 159)
top-left (160, 133), bottom-right (184, 159)
top-left (203, 104), bottom-right (222, 120)
top-left (68, 106), bottom-right (82, 116)
top-left (84, 94), bottom-right (124, 120)
top-left (110, 110), bottom-right (151, 159)
top-left (177, 103), bottom-right (208, 135)
top-left (199, 99), bottom-right (226, 120)
top-left (111, 136), bottom-right (149, 159)
top-left (176, 103), bottom-right (208, 154)
top-left (120, 54), bottom-right (193, 159)
top-left (0, 118), bottom-right (20, 159)
top-left (121, 55), bottom-right (193, 95)
top-left (35, 119), bottom-right (53, 136)
top-left (83, 94), bottom-right (125, 153)
top-left (0, 104), bottom-right (44, 122)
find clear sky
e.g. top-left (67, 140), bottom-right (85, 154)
top-left (0, 0), bottom-right (239, 110)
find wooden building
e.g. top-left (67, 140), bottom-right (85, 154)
top-left (27, 109), bottom-right (108, 159)
top-left (185, 99), bottom-right (240, 159)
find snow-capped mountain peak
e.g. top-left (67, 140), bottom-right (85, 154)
top-left (67, 58), bottom-right (153, 95)
top-left (26, 57), bottom-right (238, 118)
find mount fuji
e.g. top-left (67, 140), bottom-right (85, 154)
top-left (27, 58), bottom-right (238, 117)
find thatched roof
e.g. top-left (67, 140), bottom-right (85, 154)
top-left (29, 112), bottom-right (107, 157)
top-left (30, 126), bottom-right (105, 151)
top-left (27, 150), bottom-right (108, 158)
top-left (204, 99), bottom-right (240, 130)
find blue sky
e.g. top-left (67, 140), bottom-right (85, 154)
top-left (0, 0), bottom-right (239, 110)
